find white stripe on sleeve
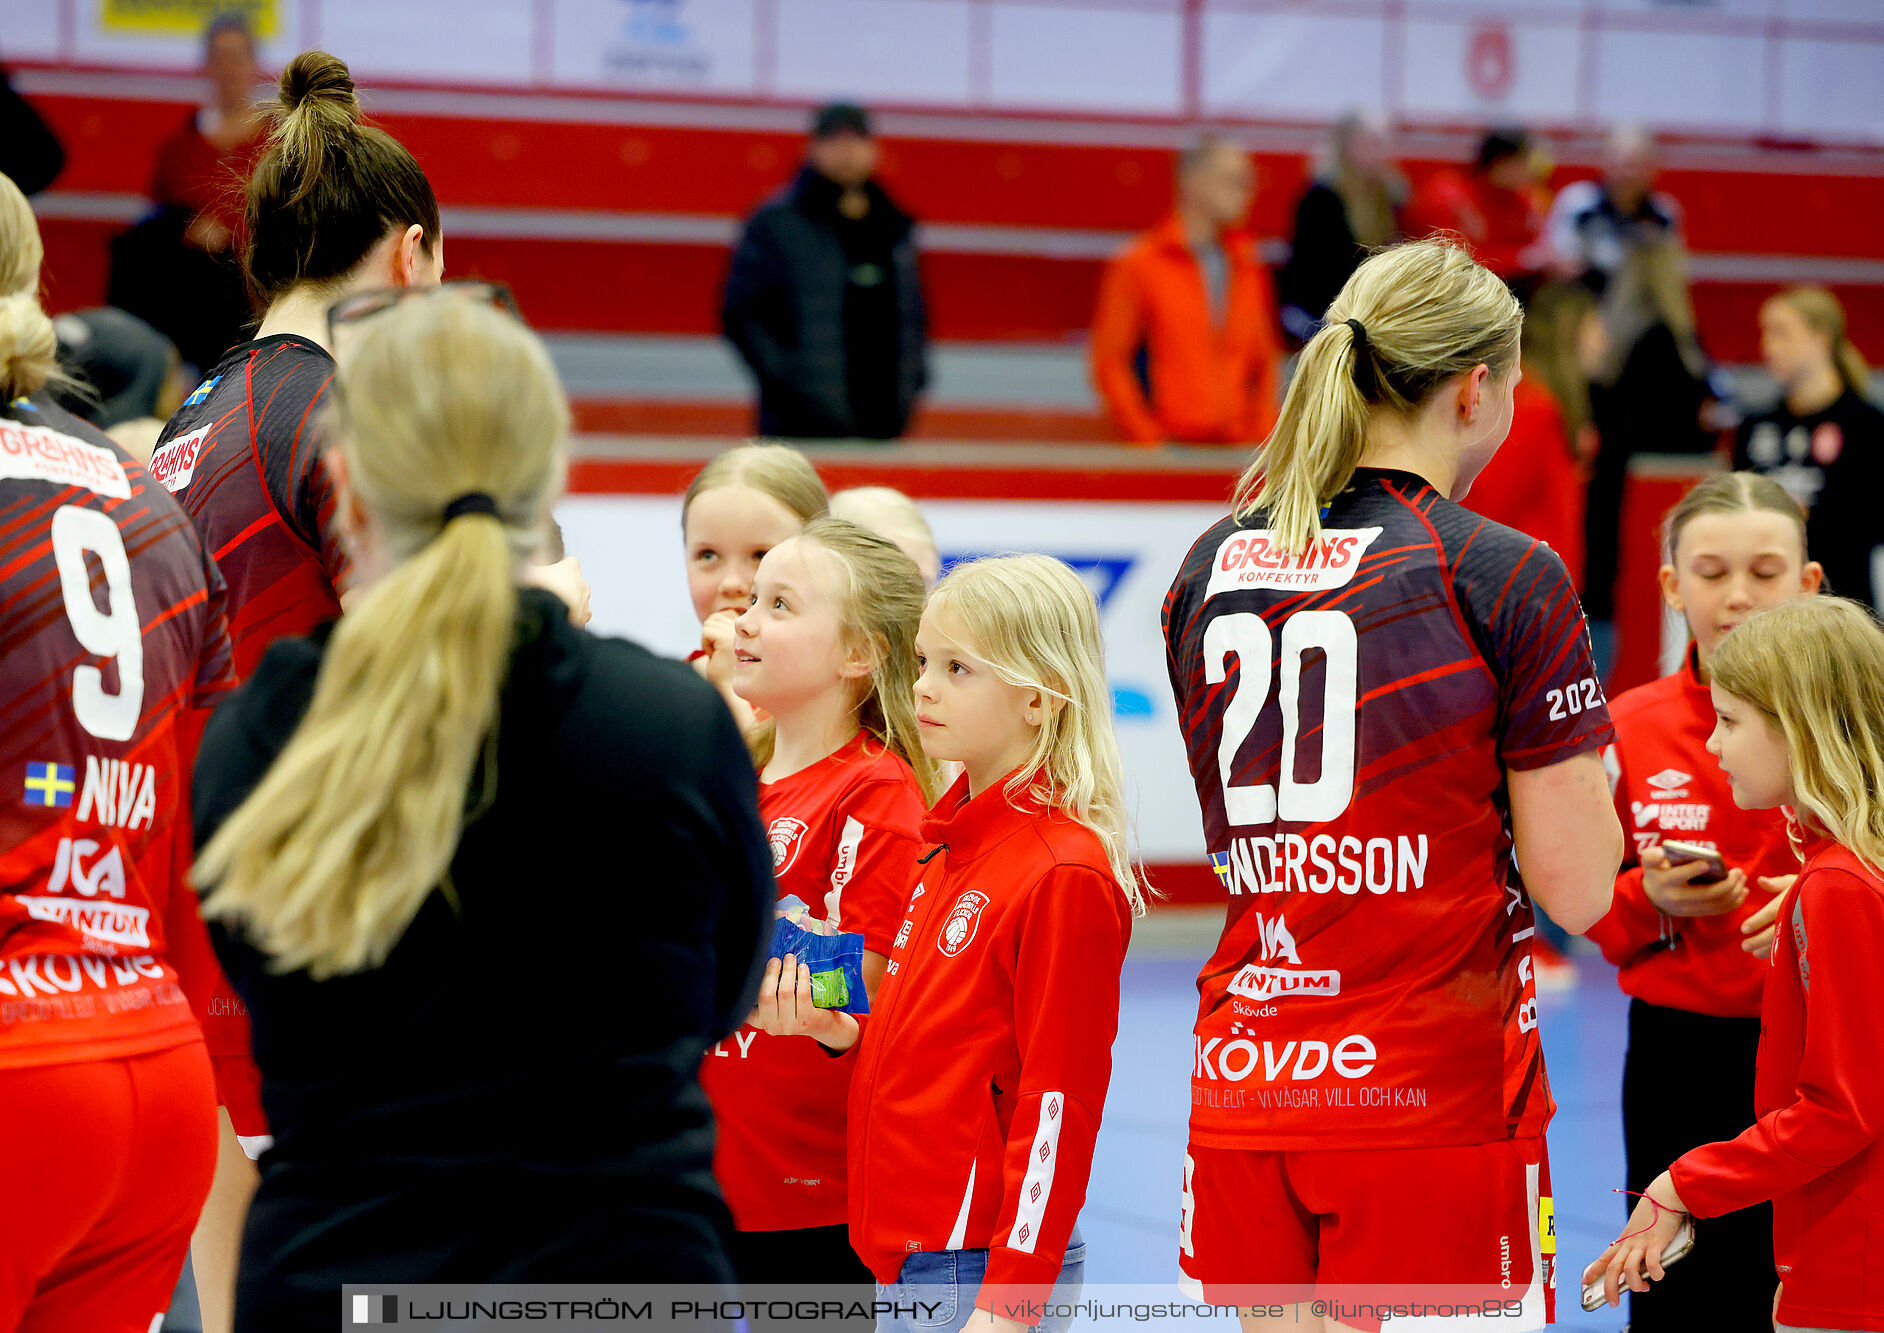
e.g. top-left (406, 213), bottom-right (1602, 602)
top-left (1006, 1091), bottom-right (1065, 1253)
top-left (827, 816), bottom-right (866, 927)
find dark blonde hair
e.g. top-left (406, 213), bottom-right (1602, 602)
top-left (0, 173), bottom-right (61, 401)
top-left (1710, 598), bottom-right (1884, 875)
top-left (749, 518), bottom-right (941, 802)
top-left (1663, 471), bottom-right (1809, 562)
top-left (1235, 240), bottom-right (1521, 553)
top-left (195, 293), bottom-right (569, 978)
top-left (681, 443), bottom-right (828, 530)
top-left (246, 51), bottom-right (440, 303)
top-left (1767, 286), bottom-right (1871, 396)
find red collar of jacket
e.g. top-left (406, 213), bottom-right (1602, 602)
top-left (1149, 212), bottom-right (1251, 258)
top-left (920, 769), bottom-right (1052, 864)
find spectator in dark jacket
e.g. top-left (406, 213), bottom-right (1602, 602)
top-left (0, 66), bottom-right (63, 194)
top-left (1546, 125), bottom-right (1682, 298)
top-left (1277, 113), bottom-right (1405, 347)
top-left (721, 103), bottom-right (928, 440)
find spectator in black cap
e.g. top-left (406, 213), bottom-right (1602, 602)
top-left (721, 101), bottom-right (928, 440)
top-left (1405, 126), bottom-right (1553, 292)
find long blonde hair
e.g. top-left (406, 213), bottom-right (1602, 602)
top-left (1768, 286), bottom-right (1871, 396)
top-left (1709, 597), bottom-right (1884, 876)
top-left (194, 293), bottom-right (570, 978)
top-left (749, 518), bottom-right (943, 803)
top-left (926, 555), bottom-right (1150, 914)
top-left (0, 172), bottom-right (61, 402)
top-left (1235, 239), bottom-right (1521, 554)
top-left (682, 443), bottom-right (828, 531)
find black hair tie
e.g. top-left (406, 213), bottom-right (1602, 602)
top-left (1344, 317), bottom-right (1378, 396)
top-left (442, 492), bottom-right (500, 524)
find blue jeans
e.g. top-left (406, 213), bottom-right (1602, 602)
top-left (876, 1230), bottom-right (1085, 1333)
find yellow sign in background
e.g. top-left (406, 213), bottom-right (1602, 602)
top-left (100, 0), bottom-right (279, 39)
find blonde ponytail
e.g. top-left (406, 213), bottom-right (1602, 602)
top-left (1770, 287), bottom-right (1871, 397)
top-left (1235, 239), bottom-right (1522, 554)
top-left (194, 293), bottom-right (569, 979)
top-left (0, 172), bottom-right (61, 402)
top-left (1238, 319), bottom-right (1372, 556)
top-left (927, 555), bottom-right (1151, 914)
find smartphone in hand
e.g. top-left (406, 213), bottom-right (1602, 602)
top-left (1658, 840), bottom-right (1727, 885)
top-left (1582, 1218), bottom-right (1697, 1311)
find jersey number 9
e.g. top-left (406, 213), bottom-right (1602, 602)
top-left (1204, 610), bottom-right (1358, 825)
top-left (52, 506), bottom-right (145, 742)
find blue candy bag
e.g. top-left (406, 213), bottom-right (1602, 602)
top-left (767, 896), bottom-right (870, 1015)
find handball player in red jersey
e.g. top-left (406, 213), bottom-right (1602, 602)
top-left (1163, 241), bottom-right (1624, 1332)
top-left (0, 171), bottom-right (236, 1331)
top-left (144, 48), bottom-right (442, 1331)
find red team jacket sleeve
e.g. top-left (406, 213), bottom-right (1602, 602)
top-left (1587, 743), bottom-right (1667, 965)
top-left (1671, 871), bottom-right (1884, 1216)
top-left (979, 865), bottom-right (1129, 1314)
top-left (828, 778), bottom-right (925, 958)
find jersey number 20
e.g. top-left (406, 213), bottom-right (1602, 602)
top-left (1204, 610), bottom-right (1357, 824)
top-left (52, 506), bottom-right (144, 742)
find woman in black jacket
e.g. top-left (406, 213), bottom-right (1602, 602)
top-left (191, 288), bottom-right (772, 1330)
top-left (1276, 113), bottom-right (1406, 347)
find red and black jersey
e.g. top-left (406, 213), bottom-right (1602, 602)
top-left (1162, 467), bottom-right (1613, 1151)
top-left (151, 333), bottom-right (345, 680)
top-left (0, 397), bottom-right (234, 1070)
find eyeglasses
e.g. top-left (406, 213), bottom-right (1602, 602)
top-left (325, 279), bottom-right (521, 349)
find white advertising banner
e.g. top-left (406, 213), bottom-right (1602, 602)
top-left (556, 494), bottom-right (1221, 862)
top-left (548, 0), bottom-right (759, 94)
top-left (43, 0), bottom-right (1884, 143)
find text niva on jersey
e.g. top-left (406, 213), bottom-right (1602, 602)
top-left (1211, 833), bottom-right (1429, 897)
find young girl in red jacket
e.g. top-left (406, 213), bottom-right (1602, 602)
top-left (755, 554), bottom-right (1146, 1333)
top-left (704, 517), bottom-right (940, 1287)
top-left (1587, 595), bottom-right (1884, 1333)
top-left (1588, 472), bottom-right (1823, 1330)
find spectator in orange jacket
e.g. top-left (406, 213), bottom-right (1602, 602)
top-left (1090, 137), bottom-right (1281, 447)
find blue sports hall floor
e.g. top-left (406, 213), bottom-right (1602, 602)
top-left (163, 918), bottom-right (1635, 1330)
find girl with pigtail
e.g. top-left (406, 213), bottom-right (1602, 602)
top-left (702, 516), bottom-right (938, 1287)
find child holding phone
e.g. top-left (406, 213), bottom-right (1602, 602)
top-left (1585, 596), bottom-right (1884, 1332)
top-left (1587, 473), bottom-right (1823, 1330)
top-left (754, 554), bottom-right (1144, 1333)
top-left (703, 518), bottom-right (939, 1286)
